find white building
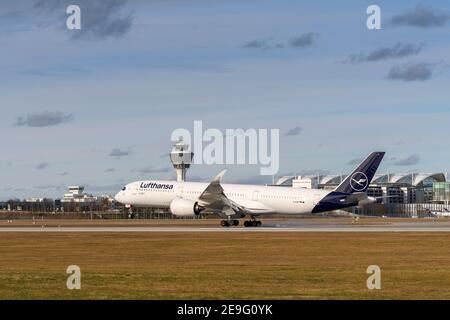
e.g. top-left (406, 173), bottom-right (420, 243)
top-left (62, 186), bottom-right (99, 203)
top-left (292, 176), bottom-right (318, 189)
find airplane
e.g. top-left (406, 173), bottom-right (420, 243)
top-left (114, 152), bottom-right (385, 227)
top-left (429, 207), bottom-right (450, 217)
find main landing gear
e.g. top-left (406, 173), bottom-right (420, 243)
top-left (220, 219), bottom-right (239, 227)
top-left (244, 220), bottom-right (262, 227)
top-left (219, 216), bottom-right (262, 227)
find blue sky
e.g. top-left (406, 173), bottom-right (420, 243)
top-left (1, 0), bottom-right (450, 199)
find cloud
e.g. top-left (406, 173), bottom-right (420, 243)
top-left (391, 6), bottom-right (450, 28)
top-left (289, 33), bottom-right (318, 48)
top-left (34, 0), bottom-right (133, 40)
top-left (242, 33), bottom-right (318, 50)
top-left (14, 110), bottom-right (73, 127)
top-left (36, 162), bottom-right (49, 170)
top-left (284, 126), bottom-right (303, 136)
top-left (386, 62), bottom-right (436, 81)
top-left (242, 38), bottom-right (284, 50)
top-left (138, 166), bottom-right (171, 175)
top-left (347, 158), bottom-right (363, 166)
top-left (58, 172), bottom-right (69, 176)
top-left (347, 43), bottom-right (423, 63)
top-left (105, 168), bottom-right (116, 173)
top-left (109, 148), bottom-right (130, 158)
top-left (394, 154), bottom-right (420, 166)
top-left (242, 39), bottom-right (266, 49)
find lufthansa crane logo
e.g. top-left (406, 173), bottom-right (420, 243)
top-left (350, 172), bottom-right (369, 191)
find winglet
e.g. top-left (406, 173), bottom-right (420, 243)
top-left (213, 169), bottom-right (227, 183)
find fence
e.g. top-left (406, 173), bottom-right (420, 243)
top-left (352, 203), bottom-right (450, 218)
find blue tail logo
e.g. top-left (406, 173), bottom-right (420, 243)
top-left (311, 151), bottom-right (385, 214)
top-left (335, 152), bottom-right (385, 194)
top-left (350, 172), bottom-right (368, 191)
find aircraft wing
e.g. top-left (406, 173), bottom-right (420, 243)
top-left (197, 170), bottom-right (271, 218)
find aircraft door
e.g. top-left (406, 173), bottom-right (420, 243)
top-left (131, 184), bottom-right (138, 196)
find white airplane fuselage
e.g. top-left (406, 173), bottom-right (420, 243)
top-left (115, 180), bottom-right (331, 215)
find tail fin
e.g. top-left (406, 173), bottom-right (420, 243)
top-left (335, 152), bottom-right (385, 194)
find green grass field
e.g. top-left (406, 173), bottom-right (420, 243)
top-left (1, 229), bottom-right (450, 299)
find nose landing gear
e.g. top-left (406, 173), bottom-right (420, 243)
top-left (126, 205), bottom-right (136, 219)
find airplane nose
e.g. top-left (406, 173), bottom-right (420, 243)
top-left (114, 192), bottom-right (121, 202)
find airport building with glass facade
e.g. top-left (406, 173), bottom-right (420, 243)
top-left (433, 182), bottom-right (450, 205)
top-left (276, 172), bottom-right (447, 205)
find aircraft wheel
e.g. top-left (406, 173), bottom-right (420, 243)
top-left (233, 220), bottom-right (239, 226)
top-left (220, 220), bottom-right (230, 227)
top-left (256, 221), bottom-right (262, 227)
top-left (244, 221), bottom-right (250, 227)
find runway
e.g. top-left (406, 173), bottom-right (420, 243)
top-left (2, 222), bottom-right (450, 232)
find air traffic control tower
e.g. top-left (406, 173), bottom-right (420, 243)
top-left (170, 139), bottom-right (194, 182)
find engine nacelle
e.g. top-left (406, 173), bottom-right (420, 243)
top-left (359, 196), bottom-right (377, 205)
top-left (170, 198), bottom-right (204, 217)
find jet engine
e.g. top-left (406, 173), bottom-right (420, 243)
top-left (358, 196), bottom-right (377, 206)
top-left (170, 198), bottom-right (204, 217)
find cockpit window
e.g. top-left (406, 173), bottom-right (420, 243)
top-left (122, 187), bottom-right (126, 191)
